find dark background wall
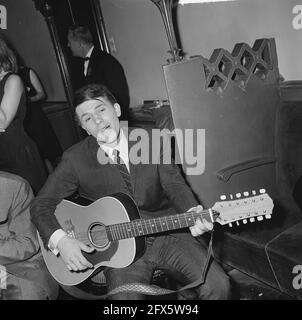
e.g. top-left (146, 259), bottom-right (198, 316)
top-left (101, 0), bottom-right (302, 107)
top-left (1, 0), bottom-right (300, 106)
top-left (0, 0), bottom-right (66, 101)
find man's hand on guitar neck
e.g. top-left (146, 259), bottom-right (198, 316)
top-left (188, 205), bottom-right (213, 237)
top-left (57, 236), bottom-right (95, 271)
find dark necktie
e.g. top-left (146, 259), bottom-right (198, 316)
top-left (113, 149), bottom-right (133, 197)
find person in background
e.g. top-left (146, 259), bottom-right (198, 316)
top-left (19, 65), bottom-right (62, 173)
top-left (0, 34), bottom-right (47, 194)
top-left (0, 171), bottom-right (58, 300)
top-left (67, 25), bottom-right (130, 121)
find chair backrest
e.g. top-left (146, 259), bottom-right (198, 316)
top-left (163, 38), bottom-right (281, 207)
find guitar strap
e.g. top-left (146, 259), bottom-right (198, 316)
top-left (85, 227), bottom-right (215, 299)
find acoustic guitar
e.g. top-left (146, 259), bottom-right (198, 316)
top-left (38, 191), bottom-right (274, 290)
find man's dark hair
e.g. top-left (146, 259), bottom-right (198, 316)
top-left (68, 26), bottom-right (93, 45)
top-left (74, 84), bottom-right (117, 125)
top-left (75, 83), bottom-right (117, 107)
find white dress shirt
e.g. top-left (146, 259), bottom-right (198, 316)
top-left (84, 45), bottom-right (94, 76)
top-left (100, 128), bottom-right (129, 172)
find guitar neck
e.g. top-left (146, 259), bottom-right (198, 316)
top-left (106, 209), bottom-right (213, 241)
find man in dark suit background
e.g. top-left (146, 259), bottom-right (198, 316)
top-left (67, 26), bottom-right (130, 121)
top-left (30, 83), bottom-right (231, 300)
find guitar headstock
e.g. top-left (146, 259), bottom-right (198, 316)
top-left (211, 189), bottom-right (274, 227)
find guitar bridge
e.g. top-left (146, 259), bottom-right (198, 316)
top-left (65, 219), bottom-right (76, 238)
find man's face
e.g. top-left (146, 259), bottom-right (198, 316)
top-left (76, 96), bottom-right (121, 146)
top-left (67, 32), bottom-right (81, 57)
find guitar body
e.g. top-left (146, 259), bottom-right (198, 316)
top-left (38, 193), bottom-right (145, 286)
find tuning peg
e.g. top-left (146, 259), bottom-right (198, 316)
top-left (220, 195), bottom-right (226, 200)
top-left (229, 194), bottom-right (233, 200)
top-left (228, 223), bottom-right (233, 227)
top-left (265, 214), bottom-right (272, 219)
top-left (243, 191), bottom-right (249, 197)
top-left (236, 221), bottom-right (240, 226)
top-left (236, 193), bottom-right (241, 198)
top-left (252, 190), bottom-right (256, 195)
top-left (259, 188), bottom-right (266, 194)
top-left (257, 216), bottom-right (264, 221)
top-left (250, 217), bottom-right (255, 222)
top-left (243, 219), bottom-right (248, 224)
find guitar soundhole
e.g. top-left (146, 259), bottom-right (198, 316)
top-left (88, 223), bottom-right (109, 249)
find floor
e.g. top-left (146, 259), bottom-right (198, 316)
top-left (228, 269), bottom-right (294, 300)
top-left (57, 268), bottom-right (295, 300)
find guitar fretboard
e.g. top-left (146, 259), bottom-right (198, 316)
top-left (106, 210), bottom-right (212, 241)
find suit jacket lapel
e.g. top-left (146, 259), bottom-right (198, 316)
top-left (96, 145), bottom-right (109, 165)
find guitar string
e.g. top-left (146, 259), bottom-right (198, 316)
top-left (72, 200), bottom-right (264, 239)
top-left (71, 210), bottom-right (261, 244)
top-left (65, 201), bottom-right (264, 243)
top-left (73, 211), bottom-right (200, 242)
top-left (70, 212), bottom-right (263, 245)
top-left (64, 196), bottom-right (265, 238)
top-left (73, 213), bottom-right (268, 244)
top-left (73, 210), bottom-right (207, 239)
top-left (60, 196), bottom-right (267, 244)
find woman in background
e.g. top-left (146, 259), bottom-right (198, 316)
top-left (0, 34), bottom-right (46, 194)
top-left (19, 65), bottom-right (62, 173)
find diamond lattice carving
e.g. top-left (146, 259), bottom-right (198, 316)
top-left (200, 39), bottom-right (273, 96)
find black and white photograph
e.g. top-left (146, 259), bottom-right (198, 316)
top-left (0, 0), bottom-right (301, 309)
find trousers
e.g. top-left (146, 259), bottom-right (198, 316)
top-left (104, 232), bottom-right (231, 300)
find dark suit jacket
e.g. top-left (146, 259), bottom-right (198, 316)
top-left (84, 48), bottom-right (130, 121)
top-left (0, 171), bottom-right (58, 299)
top-left (30, 128), bottom-right (199, 245)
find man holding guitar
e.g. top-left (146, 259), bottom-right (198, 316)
top-left (30, 83), bottom-right (231, 300)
